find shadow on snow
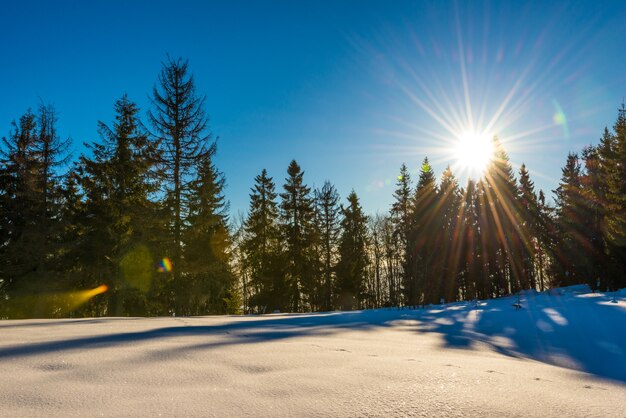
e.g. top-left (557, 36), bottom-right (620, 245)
top-left (0, 291), bottom-right (624, 382)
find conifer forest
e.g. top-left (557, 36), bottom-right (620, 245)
top-left (1, 57), bottom-right (626, 318)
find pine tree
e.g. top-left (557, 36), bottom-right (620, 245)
top-left (535, 190), bottom-right (552, 291)
top-left (579, 146), bottom-right (608, 290)
top-left (410, 158), bottom-right (437, 305)
top-left (390, 163), bottom-right (412, 306)
top-left (0, 105), bottom-right (70, 316)
top-left (148, 56), bottom-right (215, 312)
top-left (0, 110), bottom-right (39, 302)
top-left (553, 152), bottom-right (586, 285)
top-left (183, 153), bottom-right (236, 314)
top-left (280, 160), bottom-right (316, 312)
top-left (460, 179), bottom-right (481, 300)
top-left (314, 181), bottom-right (341, 311)
top-left (483, 137), bottom-right (522, 295)
top-left (77, 95), bottom-right (158, 316)
top-left (336, 191), bottom-right (369, 310)
top-left (518, 163), bottom-right (539, 290)
top-left (598, 106), bottom-right (626, 289)
top-left (437, 166), bottom-right (462, 303)
top-left (243, 169), bottom-right (285, 312)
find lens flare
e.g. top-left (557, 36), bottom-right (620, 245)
top-left (552, 99), bottom-right (569, 139)
top-left (120, 244), bottom-right (153, 292)
top-left (1, 284), bottom-right (109, 318)
top-left (157, 257), bottom-right (173, 273)
top-left (62, 285), bottom-right (110, 312)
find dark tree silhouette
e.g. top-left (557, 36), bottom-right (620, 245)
top-left (148, 56), bottom-right (215, 312)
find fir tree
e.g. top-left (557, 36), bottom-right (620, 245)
top-left (336, 191), bottom-right (369, 310)
top-left (553, 152), bottom-right (585, 285)
top-left (148, 56), bottom-right (215, 312)
top-left (437, 166), bottom-right (462, 302)
top-left (409, 158), bottom-right (437, 305)
top-left (518, 163), bottom-right (539, 290)
top-left (183, 153), bottom-right (236, 314)
top-left (483, 137), bottom-right (522, 295)
top-left (390, 163), bottom-right (413, 306)
top-left (280, 160), bottom-right (316, 312)
top-left (598, 107), bottom-right (626, 289)
top-left (314, 181), bottom-right (341, 311)
top-left (243, 169), bottom-right (285, 312)
top-left (77, 95), bottom-right (158, 316)
top-left (0, 105), bottom-right (70, 316)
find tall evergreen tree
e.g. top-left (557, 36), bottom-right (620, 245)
top-left (0, 110), bottom-right (40, 304)
top-left (578, 146), bottom-right (609, 290)
top-left (483, 137), bottom-right (523, 294)
top-left (390, 163), bottom-right (413, 306)
top-left (183, 153), bottom-right (237, 314)
top-left (280, 160), bottom-right (316, 312)
top-left (460, 179), bottom-right (481, 300)
top-left (0, 105), bottom-right (70, 317)
top-left (437, 166), bottom-right (462, 302)
top-left (314, 181), bottom-right (341, 311)
top-left (243, 169), bottom-right (285, 312)
top-left (518, 163), bottom-right (539, 290)
top-left (336, 191), bottom-right (369, 310)
top-left (409, 158), bottom-right (438, 305)
top-left (77, 95), bottom-right (158, 316)
top-left (553, 152), bottom-right (586, 285)
top-left (148, 56), bottom-right (215, 311)
top-left (597, 107), bottom-right (626, 289)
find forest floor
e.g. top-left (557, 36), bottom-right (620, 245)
top-left (1, 285), bottom-right (625, 417)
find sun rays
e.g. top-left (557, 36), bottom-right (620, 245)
top-left (359, 2), bottom-right (603, 190)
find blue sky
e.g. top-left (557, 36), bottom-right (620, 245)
top-left (2, 0), bottom-right (626, 217)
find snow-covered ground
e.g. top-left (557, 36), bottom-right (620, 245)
top-left (1, 285), bottom-right (625, 417)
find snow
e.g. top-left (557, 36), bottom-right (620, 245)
top-left (1, 286), bottom-right (625, 416)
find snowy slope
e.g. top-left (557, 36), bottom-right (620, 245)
top-left (0, 286), bottom-right (625, 417)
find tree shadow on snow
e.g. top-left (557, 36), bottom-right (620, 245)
top-left (0, 293), bottom-right (624, 382)
top-left (413, 292), bottom-right (626, 382)
top-left (0, 311), bottom-right (395, 360)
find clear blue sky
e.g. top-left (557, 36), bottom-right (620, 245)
top-left (2, 0), bottom-right (625, 217)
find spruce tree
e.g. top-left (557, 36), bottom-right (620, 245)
top-left (243, 169), bottom-right (285, 312)
top-left (148, 56), bottom-right (215, 312)
top-left (390, 163), bottom-right (413, 306)
top-left (483, 137), bottom-right (522, 294)
top-left (437, 166), bottom-right (462, 303)
top-left (460, 179), bottom-right (481, 300)
top-left (598, 106), bottom-right (626, 289)
top-left (77, 95), bottom-right (158, 316)
top-left (579, 146), bottom-right (608, 290)
top-left (280, 160), bottom-right (316, 312)
top-left (314, 181), bottom-right (341, 311)
top-left (518, 163), bottom-right (539, 290)
top-left (183, 153), bottom-right (236, 314)
top-left (553, 152), bottom-right (586, 285)
top-left (410, 158), bottom-right (437, 305)
top-left (0, 105), bottom-right (70, 316)
top-left (336, 191), bottom-right (369, 310)
top-left (0, 110), bottom-right (39, 302)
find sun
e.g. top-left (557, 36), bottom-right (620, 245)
top-left (453, 131), bottom-right (494, 177)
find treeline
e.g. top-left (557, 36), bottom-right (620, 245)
top-left (235, 108), bottom-right (626, 312)
top-left (1, 57), bottom-right (625, 318)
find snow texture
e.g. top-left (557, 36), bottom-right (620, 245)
top-left (1, 285), bottom-right (625, 417)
